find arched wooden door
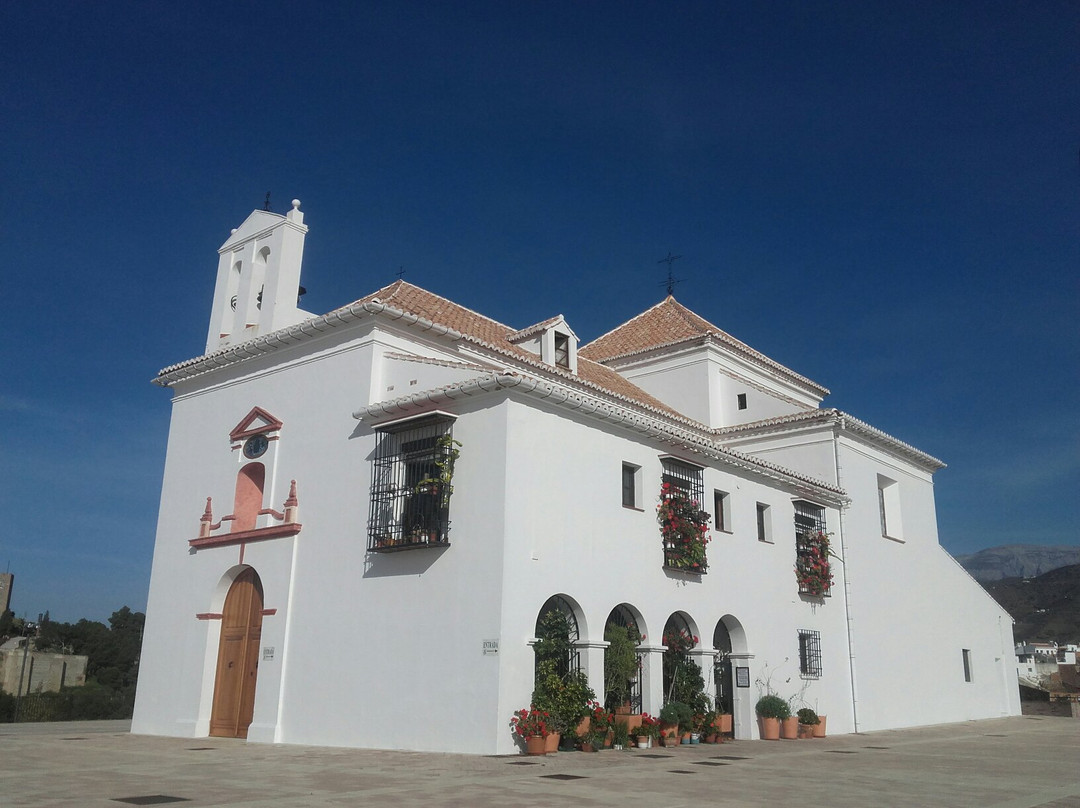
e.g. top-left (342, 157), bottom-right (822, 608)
top-left (209, 568), bottom-right (263, 738)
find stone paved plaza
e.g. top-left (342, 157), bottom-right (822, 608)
top-left (1, 716), bottom-right (1078, 807)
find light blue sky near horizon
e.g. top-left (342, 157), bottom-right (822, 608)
top-left (1, 1), bottom-right (1077, 623)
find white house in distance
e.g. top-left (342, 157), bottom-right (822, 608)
top-left (132, 201), bottom-right (1020, 754)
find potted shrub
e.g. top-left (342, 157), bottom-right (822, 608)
top-left (797, 707), bottom-right (819, 739)
top-left (531, 659), bottom-right (595, 752)
top-left (658, 702), bottom-right (683, 747)
top-left (585, 701), bottom-right (614, 748)
top-left (635, 713), bottom-right (659, 748)
top-left (509, 706), bottom-right (549, 755)
top-left (755, 694), bottom-right (790, 740)
top-left (701, 710), bottom-right (720, 743)
top-left (813, 713), bottom-right (827, 738)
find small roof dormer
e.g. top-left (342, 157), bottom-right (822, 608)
top-left (508, 315), bottom-right (578, 373)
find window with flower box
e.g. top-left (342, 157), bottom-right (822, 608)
top-left (367, 413), bottom-right (458, 552)
top-left (658, 458), bottom-right (710, 574)
top-left (794, 500), bottom-right (832, 596)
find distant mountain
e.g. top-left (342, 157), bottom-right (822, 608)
top-left (954, 544), bottom-right (1080, 583)
top-left (983, 564), bottom-right (1080, 644)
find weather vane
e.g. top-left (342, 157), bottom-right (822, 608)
top-left (395, 266), bottom-right (406, 280)
top-left (657, 252), bottom-right (684, 295)
top-left (263, 192), bottom-right (272, 212)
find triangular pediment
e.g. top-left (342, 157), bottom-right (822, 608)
top-left (229, 406), bottom-right (284, 441)
top-left (219, 210), bottom-right (288, 252)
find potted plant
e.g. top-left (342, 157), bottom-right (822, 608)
top-left (531, 658), bottom-right (595, 752)
top-left (795, 530), bottom-right (834, 596)
top-left (701, 710), bottom-right (720, 743)
top-left (658, 702), bottom-right (682, 747)
top-left (509, 706), bottom-right (549, 755)
top-left (755, 694), bottom-right (790, 740)
top-left (612, 721), bottom-right (630, 751)
top-left (797, 707), bottom-right (819, 739)
top-left (657, 482), bottom-right (711, 572)
top-left (634, 713), bottom-right (659, 748)
top-left (813, 713), bottom-right (827, 738)
top-left (585, 700), bottom-right (614, 748)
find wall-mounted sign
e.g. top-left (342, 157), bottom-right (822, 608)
top-left (482, 639), bottom-right (499, 656)
top-left (263, 647), bottom-right (275, 661)
top-left (735, 666), bottom-right (750, 688)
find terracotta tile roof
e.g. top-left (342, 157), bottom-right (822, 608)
top-left (353, 281), bottom-right (692, 422)
top-left (579, 295), bottom-right (827, 396)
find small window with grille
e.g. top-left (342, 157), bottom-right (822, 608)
top-left (799, 629), bottom-right (822, 678)
top-left (661, 458), bottom-right (704, 506)
top-left (368, 414), bottom-right (457, 552)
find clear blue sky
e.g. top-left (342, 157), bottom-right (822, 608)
top-left (2, 2), bottom-right (1077, 622)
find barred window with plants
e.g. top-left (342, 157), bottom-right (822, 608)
top-left (367, 414), bottom-right (459, 552)
top-left (794, 500), bottom-right (832, 596)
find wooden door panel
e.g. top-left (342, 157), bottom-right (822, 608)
top-left (209, 568), bottom-right (264, 738)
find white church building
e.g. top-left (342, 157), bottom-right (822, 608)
top-left (132, 201), bottom-right (1020, 754)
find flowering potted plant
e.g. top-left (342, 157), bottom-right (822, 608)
top-left (585, 701), bottom-right (614, 748)
top-left (795, 531), bottom-right (834, 596)
top-left (755, 694), bottom-right (790, 740)
top-left (634, 713), bottom-right (660, 747)
top-left (657, 482), bottom-right (711, 573)
top-left (509, 706), bottom-right (550, 755)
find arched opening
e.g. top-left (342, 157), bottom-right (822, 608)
top-left (662, 612), bottom-right (707, 712)
top-left (604, 604), bottom-right (643, 713)
top-left (712, 620), bottom-right (733, 717)
top-left (209, 567), bottom-right (264, 738)
top-left (534, 595), bottom-right (580, 679)
top-left (232, 463), bottom-right (265, 532)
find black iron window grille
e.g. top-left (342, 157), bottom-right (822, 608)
top-left (798, 629), bottom-right (822, 678)
top-left (794, 500), bottom-right (831, 596)
top-left (660, 458), bottom-right (709, 574)
top-left (367, 415), bottom-right (456, 552)
top-left (661, 458), bottom-right (704, 506)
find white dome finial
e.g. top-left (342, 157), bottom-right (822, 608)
top-left (292, 199), bottom-right (301, 210)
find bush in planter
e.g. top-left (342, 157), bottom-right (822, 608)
top-left (532, 659), bottom-right (595, 736)
top-left (755, 694), bottom-right (791, 719)
top-left (612, 721), bottom-right (630, 748)
top-left (797, 707), bottom-right (820, 725)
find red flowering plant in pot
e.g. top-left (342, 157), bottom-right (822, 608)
top-left (584, 700), bottom-right (615, 748)
top-left (657, 482), bottom-right (710, 573)
top-left (795, 531), bottom-right (834, 596)
top-left (509, 707), bottom-right (550, 740)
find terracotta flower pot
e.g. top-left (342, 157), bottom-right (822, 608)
top-left (719, 713), bottom-right (733, 734)
top-left (544, 731), bottom-right (561, 753)
top-left (797, 723), bottom-right (815, 739)
top-left (525, 736), bottom-right (547, 755)
top-left (780, 716), bottom-right (799, 739)
top-left (758, 716), bottom-right (780, 740)
top-left (813, 715), bottom-right (827, 738)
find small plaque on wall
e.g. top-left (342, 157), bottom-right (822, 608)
top-left (482, 639), bottom-right (499, 656)
top-left (263, 647), bottom-right (275, 661)
top-left (735, 666), bottom-right (750, 688)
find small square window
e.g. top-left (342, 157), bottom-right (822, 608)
top-left (799, 630), bottom-right (822, 678)
top-left (962, 649), bottom-right (972, 682)
top-left (713, 490), bottom-right (731, 532)
top-left (622, 463), bottom-right (641, 509)
top-left (737, 393), bottom-right (747, 410)
top-left (756, 502), bottom-right (772, 543)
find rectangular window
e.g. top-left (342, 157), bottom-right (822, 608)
top-left (962, 649), bottom-right (972, 682)
top-left (622, 463), bottom-right (640, 509)
top-left (368, 414), bottom-right (457, 552)
top-left (737, 393), bottom-right (747, 410)
top-left (713, 490), bottom-right (731, 532)
top-left (877, 474), bottom-right (903, 540)
top-left (794, 500), bottom-right (831, 596)
top-left (756, 502), bottom-right (772, 543)
top-left (662, 458), bottom-right (704, 506)
top-left (799, 630), bottom-right (822, 678)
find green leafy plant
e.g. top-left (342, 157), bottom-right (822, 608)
top-left (797, 707), bottom-right (820, 725)
top-left (612, 721), bottom-right (630, 747)
top-left (603, 622), bottom-right (640, 710)
top-left (755, 694), bottom-right (791, 719)
top-left (509, 706), bottom-right (550, 739)
top-left (531, 659), bottom-right (595, 736)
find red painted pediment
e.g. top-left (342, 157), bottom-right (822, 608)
top-left (229, 406), bottom-right (284, 441)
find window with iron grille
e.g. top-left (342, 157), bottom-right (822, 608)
top-left (794, 500), bottom-right (831, 596)
top-left (661, 458), bottom-right (704, 505)
top-left (798, 629), bottom-right (822, 678)
top-left (367, 414), bottom-right (456, 552)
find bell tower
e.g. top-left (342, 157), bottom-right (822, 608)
top-left (206, 199), bottom-right (311, 353)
